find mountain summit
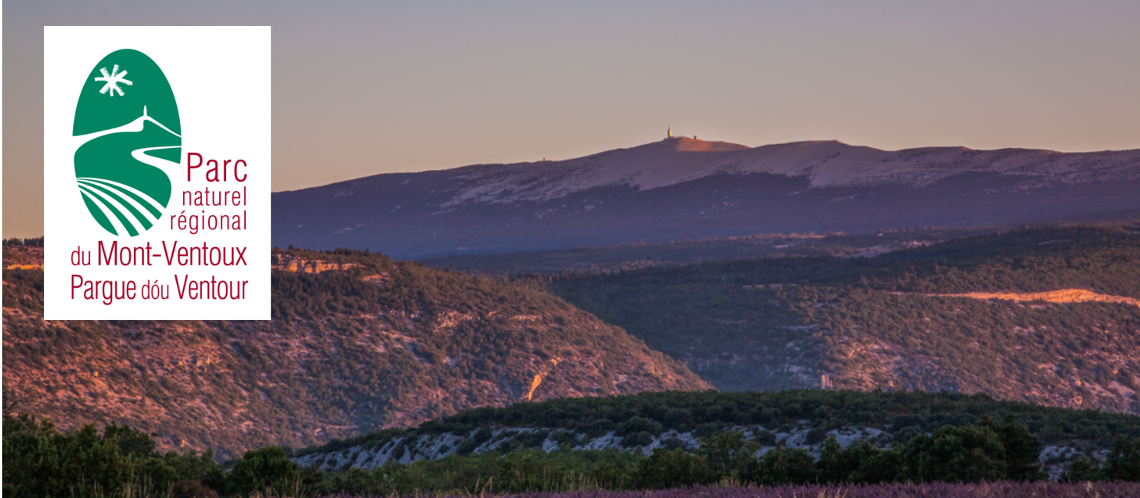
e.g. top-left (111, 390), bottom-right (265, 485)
top-left (273, 138), bottom-right (1140, 258)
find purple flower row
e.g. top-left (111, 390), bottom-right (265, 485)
top-left (322, 481), bottom-right (1140, 498)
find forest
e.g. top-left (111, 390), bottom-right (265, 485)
top-left (536, 225), bottom-right (1140, 409)
top-left (421, 227), bottom-right (993, 275)
top-left (302, 389), bottom-right (1140, 458)
top-left (5, 404), bottom-right (1140, 497)
top-left (6, 226), bottom-right (1140, 497)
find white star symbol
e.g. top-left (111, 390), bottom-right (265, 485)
top-left (94, 65), bottom-right (133, 97)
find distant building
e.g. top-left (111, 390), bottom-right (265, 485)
top-left (666, 127), bottom-right (687, 140)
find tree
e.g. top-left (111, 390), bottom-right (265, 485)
top-left (852, 444), bottom-right (903, 484)
top-left (816, 436), bottom-right (849, 483)
top-left (102, 423), bottom-right (159, 459)
top-left (979, 415), bottom-right (1045, 481)
top-left (900, 425), bottom-right (1006, 483)
top-left (697, 430), bottom-right (760, 480)
top-left (2, 413), bottom-right (217, 497)
top-left (817, 436), bottom-right (898, 484)
top-left (1103, 436), bottom-right (1140, 481)
top-left (632, 448), bottom-right (715, 489)
top-left (225, 446), bottom-right (302, 497)
top-left (746, 447), bottom-right (819, 485)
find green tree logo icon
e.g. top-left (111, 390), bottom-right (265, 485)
top-left (73, 49), bottom-right (180, 237)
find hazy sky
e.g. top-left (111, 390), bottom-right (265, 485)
top-left (5, 0), bottom-right (1140, 237)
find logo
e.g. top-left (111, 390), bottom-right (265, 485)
top-left (73, 49), bottom-right (181, 237)
top-left (46, 26), bottom-right (271, 320)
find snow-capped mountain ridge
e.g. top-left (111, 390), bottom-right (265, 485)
top-left (440, 138), bottom-right (1140, 207)
top-left (272, 137), bottom-right (1140, 258)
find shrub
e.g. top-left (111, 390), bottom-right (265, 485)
top-left (805, 428), bottom-right (827, 445)
top-left (456, 427), bottom-right (493, 455)
top-left (1062, 458), bottom-right (1102, 482)
top-left (746, 447), bottom-right (819, 485)
top-left (752, 429), bottom-right (777, 446)
top-left (659, 436), bottom-right (688, 451)
top-left (617, 417), bottom-right (664, 437)
top-left (622, 431), bottom-right (655, 448)
top-left (171, 480), bottom-right (219, 498)
top-left (551, 430), bottom-right (580, 448)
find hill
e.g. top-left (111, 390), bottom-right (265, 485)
top-left (1, 246), bottom-right (708, 459)
top-left (9, 391), bottom-right (1140, 496)
top-left (422, 227), bottom-right (995, 276)
top-left (272, 138), bottom-right (1140, 258)
top-left (292, 389), bottom-right (1140, 472)
top-left (535, 225), bottom-right (1140, 412)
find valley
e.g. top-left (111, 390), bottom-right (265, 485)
top-left (6, 223), bottom-right (1140, 495)
top-left (6, 224), bottom-right (1140, 462)
top-left (533, 226), bottom-right (1140, 412)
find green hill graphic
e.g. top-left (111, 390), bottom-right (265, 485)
top-left (73, 49), bottom-right (180, 237)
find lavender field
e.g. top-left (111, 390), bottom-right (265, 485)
top-left (321, 482), bottom-right (1140, 498)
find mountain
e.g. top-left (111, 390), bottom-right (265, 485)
top-left (1, 244), bottom-right (708, 459)
top-left (272, 138), bottom-right (1140, 259)
top-left (538, 225), bottom-right (1140, 415)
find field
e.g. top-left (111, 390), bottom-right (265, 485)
top-left (316, 482), bottom-right (1140, 498)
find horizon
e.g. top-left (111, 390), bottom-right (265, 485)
top-left (10, 132), bottom-right (1140, 237)
top-left (271, 133), bottom-right (1140, 195)
top-left (7, 0), bottom-right (1140, 237)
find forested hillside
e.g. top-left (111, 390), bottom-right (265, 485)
top-left (540, 226), bottom-right (1140, 413)
top-left (2, 245), bottom-right (708, 459)
top-left (10, 392), bottom-right (1140, 496)
top-left (422, 227), bottom-right (991, 275)
top-left (294, 389), bottom-right (1140, 479)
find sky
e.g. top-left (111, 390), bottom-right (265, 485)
top-left (5, 0), bottom-right (1140, 238)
